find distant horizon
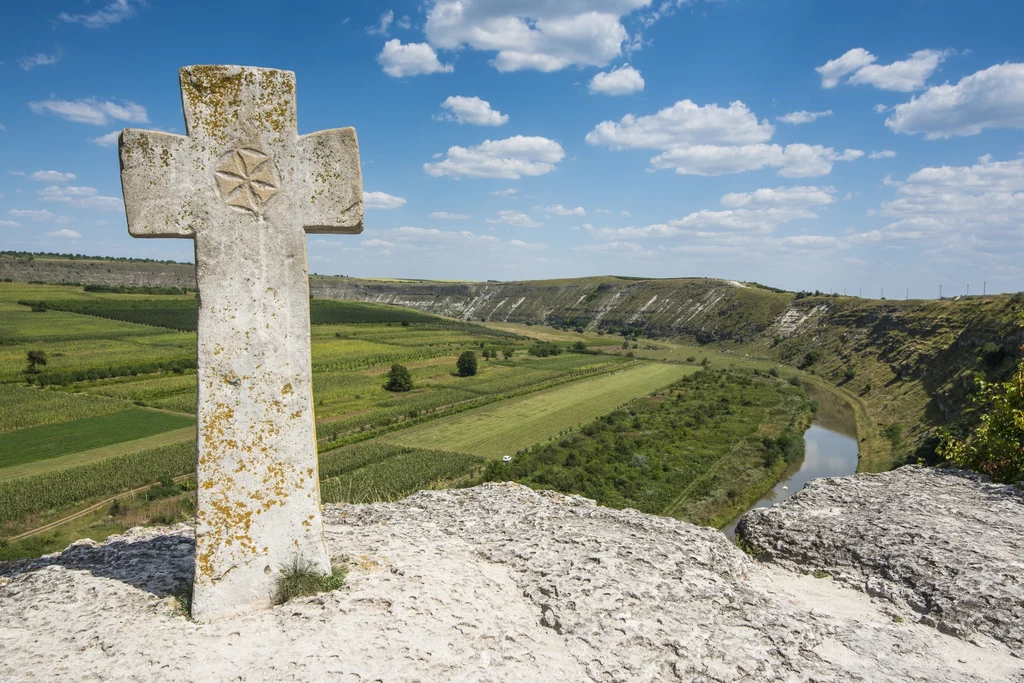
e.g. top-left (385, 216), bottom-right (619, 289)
top-left (1, 249), bottom-right (1008, 300)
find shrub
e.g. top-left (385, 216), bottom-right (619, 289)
top-left (938, 353), bottom-right (1024, 484)
top-left (457, 351), bottom-right (478, 377)
top-left (383, 364), bottom-right (413, 392)
top-left (843, 365), bottom-right (856, 381)
top-left (273, 555), bottom-right (347, 605)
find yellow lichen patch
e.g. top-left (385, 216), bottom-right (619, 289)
top-left (281, 382), bottom-right (293, 396)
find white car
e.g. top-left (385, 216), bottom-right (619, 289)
top-left (502, 455), bottom-right (513, 462)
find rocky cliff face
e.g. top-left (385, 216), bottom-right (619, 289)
top-left (1, 479), bottom-right (1021, 682)
top-left (737, 466), bottom-right (1024, 654)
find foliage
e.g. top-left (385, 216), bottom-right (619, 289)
top-left (383, 363), bottom-right (413, 392)
top-left (843, 365), bottom-right (856, 381)
top-left (84, 284), bottom-right (192, 295)
top-left (273, 556), bottom-right (347, 605)
top-left (20, 298), bottom-right (199, 331)
top-left (25, 350), bottom-right (48, 374)
top-left (0, 440), bottom-right (196, 524)
top-left (529, 342), bottom-right (562, 357)
top-left (309, 299), bottom-right (439, 325)
top-left (457, 350), bottom-right (478, 376)
top-left (483, 369), bottom-right (809, 524)
top-left (938, 354), bottom-right (1024, 484)
top-left (0, 385), bottom-right (135, 433)
top-left (320, 446), bottom-right (483, 504)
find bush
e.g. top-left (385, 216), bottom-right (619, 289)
top-left (457, 351), bottom-right (478, 377)
top-left (843, 365), bottom-right (856, 381)
top-left (938, 353), bottom-right (1024, 484)
top-left (383, 363), bottom-right (413, 392)
top-left (273, 556), bottom-right (346, 605)
top-left (798, 350), bottom-right (819, 369)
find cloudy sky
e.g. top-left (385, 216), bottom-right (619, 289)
top-left (2, 0), bottom-right (1023, 295)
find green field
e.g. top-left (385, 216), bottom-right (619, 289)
top-left (0, 409), bottom-right (195, 468)
top-left (383, 362), bottom-right (694, 457)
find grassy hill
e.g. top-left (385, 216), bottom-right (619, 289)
top-left (3, 253), bottom-right (1021, 467)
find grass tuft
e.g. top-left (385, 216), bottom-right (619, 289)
top-left (273, 555), bottom-right (347, 605)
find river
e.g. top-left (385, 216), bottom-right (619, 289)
top-left (721, 395), bottom-right (860, 539)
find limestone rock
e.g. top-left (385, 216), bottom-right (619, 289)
top-left (1, 482), bottom-right (1020, 682)
top-left (737, 466), bottom-right (1024, 654)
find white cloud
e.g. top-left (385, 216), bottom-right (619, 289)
top-left (425, 135), bottom-right (565, 179)
top-left (539, 204), bottom-right (585, 216)
top-left (816, 48), bottom-right (950, 92)
top-left (362, 191), bottom-right (407, 209)
top-left (0, 123), bottom-right (5, 131)
top-left (649, 143), bottom-right (862, 177)
top-left (362, 239), bottom-right (397, 248)
top-left (38, 185), bottom-right (122, 210)
top-left (621, 210), bottom-right (631, 217)
top-left (424, 0), bottom-right (650, 73)
top-left (368, 10), bottom-right (394, 36)
top-left (586, 99), bottom-right (774, 150)
top-left (30, 170), bottom-right (76, 183)
top-left (873, 155), bottom-right (1024, 243)
top-left (815, 48), bottom-right (876, 89)
top-left (58, 0), bottom-right (139, 28)
top-left (873, 104), bottom-right (889, 114)
top-left (486, 210), bottom-right (543, 228)
top-left (363, 226), bottom-right (545, 253)
top-left (46, 229), bottom-right (82, 238)
top-left (885, 63), bottom-right (1024, 138)
top-left (11, 209), bottom-right (70, 223)
top-left (397, 15), bottom-right (412, 30)
top-left (589, 64), bottom-right (645, 95)
top-left (572, 241), bottom-right (653, 256)
top-left (868, 150), bottom-right (897, 159)
top-left (19, 51), bottom-right (62, 71)
top-left (28, 98), bottom-right (149, 126)
top-left (719, 186), bottom-right (836, 209)
top-left (428, 211), bottom-right (470, 219)
top-left (777, 109), bottom-right (833, 125)
top-left (378, 39), bottom-right (454, 77)
top-left (89, 131), bottom-right (121, 147)
top-left (439, 96), bottom-right (508, 126)
top-left (490, 188), bottom-right (518, 196)
top-left (0, 220), bottom-right (22, 227)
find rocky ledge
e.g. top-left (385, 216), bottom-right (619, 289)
top-left (737, 465), bottom-right (1024, 655)
top-left (1, 479), bottom-right (1021, 682)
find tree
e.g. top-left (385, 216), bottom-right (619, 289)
top-left (938, 353), bottom-right (1024, 484)
top-left (502, 347), bottom-right (515, 359)
top-left (457, 351), bottom-right (478, 377)
top-left (383, 363), bottom-right (413, 392)
top-left (25, 349), bottom-right (47, 375)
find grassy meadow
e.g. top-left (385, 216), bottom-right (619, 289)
top-left (0, 280), bottom-right (817, 559)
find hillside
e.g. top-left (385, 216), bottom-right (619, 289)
top-left (3, 252), bottom-right (1021, 468)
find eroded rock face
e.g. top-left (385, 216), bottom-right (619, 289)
top-left (737, 466), bottom-right (1024, 654)
top-left (1, 482), bottom-right (1021, 682)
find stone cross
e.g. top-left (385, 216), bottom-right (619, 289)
top-left (119, 65), bottom-right (362, 622)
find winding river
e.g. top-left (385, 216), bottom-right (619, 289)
top-left (721, 393), bottom-right (860, 539)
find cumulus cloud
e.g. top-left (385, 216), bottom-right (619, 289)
top-left (586, 99), bottom-right (862, 177)
top-left (719, 186), bottom-right (836, 209)
top-left (0, 219), bottom-right (22, 227)
top-left (350, 226), bottom-right (545, 254)
top-left (378, 39), bottom-right (454, 77)
top-left (89, 131), bottom-right (121, 147)
top-left (424, 0), bottom-right (650, 72)
top-left (30, 170), bottom-right (75, 183)
top-left (777, 110), bottom-right (833, 125)
top-left (425, 135), bottom-right (565, 179)
top-left (868, 150), bottom-right (897, 159)
top-left (19, 51), bottom-right (62, 71)
top-left (438, 96), bottom-right (508, 126)
top-left (816, 48), bottom-right (950, 91)
top-left (487, 210), bottom-right (543, 228)
top-left (428, 211), bottom-right (470, 219)
top-left (589, 64), bottom-right (645, 95)
top-left (363, 191), bottom-right (407, 209)
top-left (538, 204), bottom-right (585, 216)
top-left (872, 155), bottom-right (1024, 243)
top-left (38, 185), bottom-right (122, 210)
top-left (58, 0), bottom-right (140, 28)
top-left (885, 63), bottom-right (1024, 138)
top-left (10, 208), bottom-right (70, 223)
top-left (367, 10), bottom-right (394, 36)
top-left (46, 229), bottom-right (82, 238)
top-left (28, 98), bottom-right (148, 126)
top-left (490, 188), bottom-right (519, 196)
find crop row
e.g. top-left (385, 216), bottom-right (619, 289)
top-left (319, 446), bottom-right (483, 504)
top-left (0, 385), bottom-right (135, 434)
top-left (0, 440), bottom-right (196, 524)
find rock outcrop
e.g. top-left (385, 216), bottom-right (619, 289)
top-left (737, 466), bottom-right (1024, 654)
top-left (1, 481), bottom-right (1021, 682)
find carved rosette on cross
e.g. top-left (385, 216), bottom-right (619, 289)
top-left (118, 65), bottom-right (363, 622)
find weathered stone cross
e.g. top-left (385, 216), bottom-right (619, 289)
top-left (119, 65), bottom-right (362, 622)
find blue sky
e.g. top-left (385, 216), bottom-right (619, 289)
top-left (2, 0), bottom-right (1023, 296)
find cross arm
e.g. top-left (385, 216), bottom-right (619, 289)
top-left (119, 129), bottom-right (202, 238)
top-left (297, 127), bottom-right (363, 235)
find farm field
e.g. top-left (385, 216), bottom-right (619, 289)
top-left (383, 362), bottom-right (695, 458)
